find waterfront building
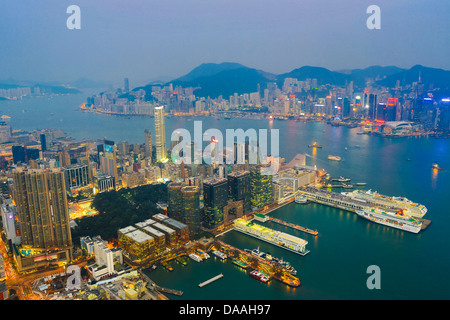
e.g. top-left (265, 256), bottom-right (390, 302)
top-left (154, 106), bottom-right (167, 162)
top-left (118, 227), bottom-right (155, 262)
top-left (250, 165), bottom-right (273, 208)
top-left (234, 218), bottom-right (309, 255)
top-left (202, 177), bottom-right (228, 229)
top-left (141, 225), bottom-right (166, 255)
top-left (227, 171), bottom-right (251, 214)
top-left (152, 222), bottom-right (177, 246)
top-left (161, 217), bottom-right (190, 243)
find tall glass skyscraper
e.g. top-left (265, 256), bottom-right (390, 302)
top-left (250, 165), bottom-right (273, 208)
top-left (154, 106), bottom-right (167, 161)
top-left (181, 186), bottom-right (201, 236)
top-left (202, 177), bottom-right (228, 229)
top-left (228, 171), bottom-right (251, 213)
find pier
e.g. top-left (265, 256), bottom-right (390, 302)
top-left (198, 273), bottom-right (224, 288)
top-left (268, 217), bottom-right (318, 236)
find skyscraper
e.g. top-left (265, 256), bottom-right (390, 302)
top-left (202, 177), bottom-right (228, 229)
top-left (40, 133), bottom-right (47, 152)
top-left (180, 186), bottom-right (201, 236)
top-left (167, 182), bottom-right (186, 222)
top-left (124, 78), bottom-right (129, 93)
top-left (250, 165), bottom-right (273, 208)
top-left (227, 171), bottom-right (251, 214)
top-left (144, 129), bottom-right (152, 159)
top-left (99, 140), bottom-right (118, 189)
top-left (12, 168), bottom-right (72, 250)
top-left (154, 106), bottom-right (167, 162)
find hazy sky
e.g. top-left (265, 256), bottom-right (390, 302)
top-left (1, 0), bottom-right (449, 86)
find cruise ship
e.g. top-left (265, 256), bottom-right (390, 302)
top-left (211, 250), bottom-right (227, 260)
top-left (342, 189), bottom-right (427, 218)
top-left (234, 218), bottom-right (309, 255)
top-left (356, 208), bottom-right (422, 233)
top-left (189, 253), bottom-right (203, 262)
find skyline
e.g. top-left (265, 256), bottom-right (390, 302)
top-left (1, 0), bottom-right (450, 86)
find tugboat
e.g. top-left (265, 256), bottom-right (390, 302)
top-left (308, 141), bottom-right (322, 148)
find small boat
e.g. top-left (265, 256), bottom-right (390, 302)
top-left (343, 184), bottom-right (353, 189)
top-left (345, 147), bottom-right (348, 151)
top-left (308, 142), bottom-right (322, 148)
top-left (356, 182), bottom-right (367, 186)
top-left (432, 163), bottom-right (444, 170)
top-left (328, 155), bottom-right (341, 161)
top-left (337, 176), bottom-right (351, 182)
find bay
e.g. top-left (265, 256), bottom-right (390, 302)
top-left (1, 90), bottom-right (449, 299)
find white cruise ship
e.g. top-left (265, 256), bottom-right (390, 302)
top-left (342, 190), bottom-right (427, 218)
top-left (356, 208), bottom-right (422, 233)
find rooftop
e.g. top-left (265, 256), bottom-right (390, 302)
top-left (125, 229), bottom-right (154, 243)
top-left (152, 222), bottom-right (175, 234)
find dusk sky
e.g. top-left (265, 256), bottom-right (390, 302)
top-left (1, 0), bottom-right (449, 86)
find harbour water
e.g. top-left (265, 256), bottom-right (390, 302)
top-left (2, 90), bottom-right (449, 299)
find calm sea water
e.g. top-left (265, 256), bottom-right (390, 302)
top-left (2, 90), bottom-right (449, 299)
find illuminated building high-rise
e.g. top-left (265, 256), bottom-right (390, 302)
top-left (144, 129), bottom-right (152, 159)
top-left (99, 140), bottom-right (118, 189)
top-left (202, 177), bottom-right (228, 229)
top-left (167, 182), bottom-right (187, 222)
top-left (228, 171), bottom-right (251, 214)
top-left (154, 106), bottom-right (167, 161)
top-left (435, 98), bottom-right (450, 133)
top-left (12, 168), bottom-right (73, 250)
top-left (180, 186), bottom-right (201, 236)
top-left (250, 165), bottom-right (273, 208)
